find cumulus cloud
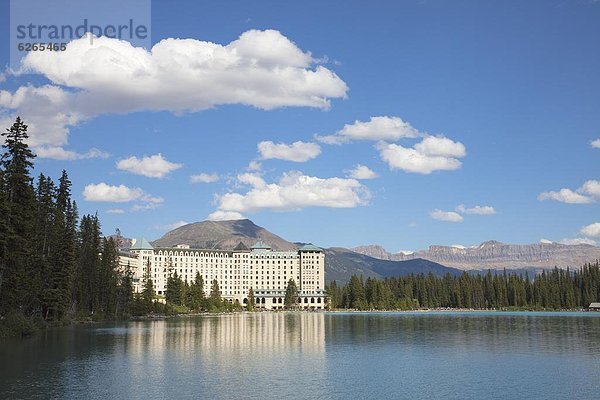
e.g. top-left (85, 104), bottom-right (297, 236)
top-left (538, 188), bottom-right (592, 204)
top-left (209, 171), bottom-right (370, 217)
top-left (377, 136), bottom-right (466, 174)
top-left (190, 173), bottom-right (220, 183)
top-left (83, 183), bottom-right (145, 202)
top-left (315, 116), bottom-right (466, 175)
top-left (591, 138), bottom-right (600, 149)
top-left (539, 239), bottom-right (554, 244)
top-left (83, 183), bottom-right (163, 211)
top-left (34, 146), bottom-right (109, 160)
top-left (207, 210), bottom-right (246, 221)
top-left (538, 180), bottom-right (600, 204)
top-left (116, 153), bottom-right (182, 178)
top-left (247, 161), bottom-right (262, 171)
top-left (456, 204), bottom-right (497, 215)
top-left (559, 237), bottom-right (597, 246)
top-left (316, 116), bottom-right (421, 144)
top-left (430, 209), bottom-right (464, 222)
top-left (580, 180), bottom-right (600, 200)
top-left (346, 164), bottom-right (378, 180)
top-left (258, 141), bottom-right (321, 162)
top-left (581, 222), bottom-right (600, 238)
top-left (414, 136), bottom-right (466, 158)
top-left (1, 30), bottom-right (347, 151)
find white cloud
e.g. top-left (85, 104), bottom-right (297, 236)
top-left (190, 173), bottom-right (219, 183)
top-left (580, 180), bottom-right (600, 200)
top-left (35, 146), bottom-right (109, 160)
top-left (559, 237), bottom-right (597, 246)
top-left (581, 222), bottom-right (600, 238)
top-left (116, 153), bottom-right (182, 178)
top-left (414, 136), bottom-right (466, 158)
top-left (456, 204), bottom-right (497, 215)
top-left (83, 183), bottom-right (145, 202)
top-left (430, 209), bottom-right (464, 222)
top-left (83, 183), bottom-right (163, 212)
top-left (258, 140), bottom-right (321, 162)
top-left (538, 188), bottom-right (593, 204)
top-left (377, 136), bottom-right (466, 174)
top-left (591, 138), bottom-right (600, 149)
top-left (1, 30), bottom-right (347, 149)
top-left (346, 164), bottom-right (378, 180)
top-left (316, 116), bottom-right (421, 144)
top-left (237, 172), bottom-right (267, 188)
top-left (210, 171), bottom-right (370, 217)
top-left (539, 238), bottom-right (553, 244)
top-left (538, 180), bottom-right (600, 204)
top-left (207, 210), bottom-right (246, 221)
top-left (107, 208), bottom-right (125, 214)
top-left (247, 161), bottom-right (262, 171)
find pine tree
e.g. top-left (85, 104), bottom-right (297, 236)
top-left (74, 215), bottom-right (99, 314)
top-left (188, 272), bottom-right (205, 311)
top-left (116, 261), bottom-right (134, 317)
top-left (0, 117), bottom-right (37, 315)
top-left (141, 259), bottom-right (155, 312)
top-left (247, 287), bottom-right (255, 311)
top-left (284, 279), bottom-right (298, 309)
top-left (166, 271), bottom-right (184, 306)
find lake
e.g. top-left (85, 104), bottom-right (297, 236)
top-left (1, 312), bottom-right (599, 399)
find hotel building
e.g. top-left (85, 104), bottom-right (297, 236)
top-left (119, 238), bottom-right (326, 310)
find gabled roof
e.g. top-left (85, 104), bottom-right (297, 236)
top-left (299, 243), bottom-right (323, 252)
top-left (233, 241), bottom-right (250, 251)
top-left (130, 237), bottom-right (154, 250)
top-left (251, 240), bottom-right (272, 250)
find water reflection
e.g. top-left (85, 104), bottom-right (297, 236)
top-left (1, 312), bottom-right (600, 400)
top-left (324, 312), bottom-right (600, 358)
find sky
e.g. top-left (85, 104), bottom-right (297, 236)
top-left (0, 0), bottom-right (599, 252)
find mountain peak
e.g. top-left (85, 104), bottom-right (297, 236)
top-left (152, 219), bottom-right (297, 251)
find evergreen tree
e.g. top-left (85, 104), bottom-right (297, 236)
top-left (141, 259), bottom-right (155, 312)
top-left (0, 117), bottom-right (37, 315)
top-left (209, 279), bottom-right (222, 311)
top-left (116, 261), bottom-right (134, 317)
top-left (247, 287), bottom-right (255, 311)
top-left (74, 214), bottom-right (102, 315)
top-left (284, 279), bottom-right (298, 309)
top-left (166, 271), bottom-right (184, 306)
top-left (210, 279), bottom-right (221, 301)
top-left (188, 272), bottom-right (205, 310)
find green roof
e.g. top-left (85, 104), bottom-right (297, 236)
top-left (130, 237), bottom-right (154, 250)
top-left (251, 240), bottom-right (272, 250)
top-left (299, 243), bottom-right (322, 252)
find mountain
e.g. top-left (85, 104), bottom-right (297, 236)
top-left (151, 219), bottom-right (297, 251)
top-left (150, 219), bottom-right (462, 283)
top-left (324, 247), bottom-right (461, 283)
top-left (352, 240), bottom-right (600, 271)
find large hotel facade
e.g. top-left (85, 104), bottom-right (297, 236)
top-left (119, 239), bottom-right (326, 310)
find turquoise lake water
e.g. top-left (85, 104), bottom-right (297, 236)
top-left (1, 311), bottom-right (599, 399)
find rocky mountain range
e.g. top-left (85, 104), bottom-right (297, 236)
top-left (351, 240), bottom-right (600, 271)
top-left (143, 219), bottom-right (599, 281)
top-left (148, 219), bottom-right (461, 283)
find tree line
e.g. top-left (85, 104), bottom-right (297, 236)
top-left (161, 270), bottom-right (241, 313)
top-left (0, 118), bottom-right (137, 337)
top-left (326, 263), bottom-right (600, 311)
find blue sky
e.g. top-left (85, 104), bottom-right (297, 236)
top-left (0, 0), bottom-right (599, 251)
